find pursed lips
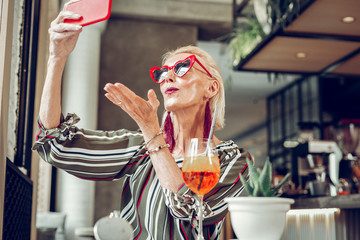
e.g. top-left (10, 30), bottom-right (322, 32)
top-left (165, 87), bottom-right (179, 94)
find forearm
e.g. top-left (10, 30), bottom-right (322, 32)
top-left (39, 56), bottom-right (66, 129)
top-left (145, 133), bottom-right (183, 192)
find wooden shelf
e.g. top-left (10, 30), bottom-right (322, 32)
top-left (291, 194), bottom-right (360, 209)
top-left (234, 0), bottom-right (360, 76)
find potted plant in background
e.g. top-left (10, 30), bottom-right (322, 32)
top-left (229, 0), bottom-right (300, 68)
top-left (225, 159), bottom-right (294, 240)
top-left (229, 18), bottom-right (265, 67)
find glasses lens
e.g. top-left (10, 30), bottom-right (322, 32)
top-left (153, 68), bottom-right (168, 82)
top-left (174, 59), bottom-right (191, 77)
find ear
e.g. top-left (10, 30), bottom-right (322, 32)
top-left (206, 80), bottom-right (219, 99)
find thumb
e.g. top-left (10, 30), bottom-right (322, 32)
top-left (147, 89), bottom-right (160, 108)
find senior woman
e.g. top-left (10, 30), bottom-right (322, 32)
top-left (33, 5), bottom-right (251, 240)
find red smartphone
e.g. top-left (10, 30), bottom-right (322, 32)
top-left (64, 0), bottom-right (112, 27)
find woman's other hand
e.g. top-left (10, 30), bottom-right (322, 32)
top-left (104, 83), bottom-right (161, 136)
top-left (48, 1), bottom-right (83, 60)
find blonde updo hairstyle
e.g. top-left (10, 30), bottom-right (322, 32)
top-left (161, 45), bottom-right (225, 131)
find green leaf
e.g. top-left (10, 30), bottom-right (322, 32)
top-left (246, 159), bottom-right (259, 188)
top-left (269, 173), bottom-right (291, 196)
top-left (264, 190), bottom-right (274, 197)
top-left (240, 172), bottom-right (254, 196)
top-left (259, 159), bottom-right (272, 194)
top-left (253, 181), bottom-right (263, 197)
top-left (268, 189), bottom-right (278, 197)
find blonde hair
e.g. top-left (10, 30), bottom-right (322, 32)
top-left (161, 45), bottom-right (225, 130)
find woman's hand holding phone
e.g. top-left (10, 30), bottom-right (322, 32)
top-left (48, 0), bottom-right (112, 60)
top-left (48, 8), bottom-right (83, 60)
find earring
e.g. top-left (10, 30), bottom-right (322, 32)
top-left (203, 101), bottom-right (211, 139)
top-left (163, 112), bottom-right (175, 153)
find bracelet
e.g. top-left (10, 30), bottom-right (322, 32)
top-left (145, 144), bottom-right (170, 154)
top-left (144, 130), bottom-right (163, 148)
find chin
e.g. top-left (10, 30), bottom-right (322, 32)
top-left (164, 97), bottom-right (187, 112)
top-left (164, 102), bottom-right (179, 112)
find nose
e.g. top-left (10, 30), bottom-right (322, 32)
top-left (163, 70), bottom-right (176, 83)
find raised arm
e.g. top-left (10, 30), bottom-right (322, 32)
top-left (39, 4), bottom-right (83, 129)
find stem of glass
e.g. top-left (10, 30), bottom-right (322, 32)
top-left (197, 195), bottom-right (205, 240)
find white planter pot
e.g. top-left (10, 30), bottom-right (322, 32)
top-left (225, 197), bottom-right (294, 240)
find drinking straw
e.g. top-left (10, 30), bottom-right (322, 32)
top-left (198, 106), bottom-right (218, 191)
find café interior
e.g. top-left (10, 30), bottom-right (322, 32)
top-left (1, 0), bottom-right (360, 239)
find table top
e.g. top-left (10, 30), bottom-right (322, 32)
top-left (291, 194), bottom-right (360, 209)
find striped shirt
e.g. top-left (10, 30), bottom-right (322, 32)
top-left (32, 113), bottom-right (250, 240)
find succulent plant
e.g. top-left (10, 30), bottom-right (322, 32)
top-left (240, 158), bottom-right (290, 197)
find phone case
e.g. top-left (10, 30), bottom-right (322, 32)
top-left (64, 0), bottom-right (112, 26)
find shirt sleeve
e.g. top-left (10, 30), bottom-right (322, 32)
top-left (162, 141), bottom-right (251, 226)
top-left (32, 113), bottom-right (147, 181)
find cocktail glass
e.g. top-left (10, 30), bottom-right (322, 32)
top-left (182, 138), bottom-right (220, 240)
